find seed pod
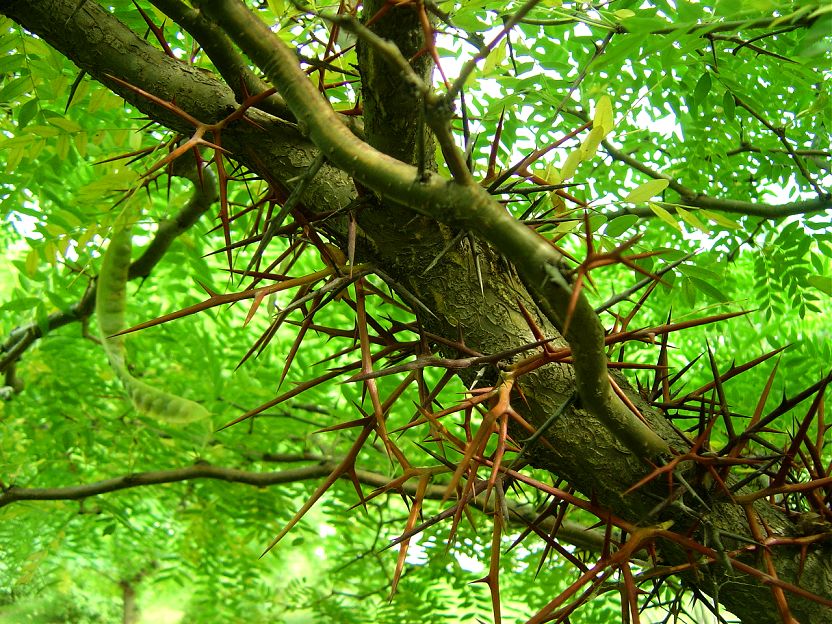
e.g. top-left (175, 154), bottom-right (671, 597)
top-left (96, 224), bottom-right (210, 424)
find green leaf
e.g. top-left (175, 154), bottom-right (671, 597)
top-left (678, 264), bottom-right (721, 281)
top-left (647, 202), bottom-right (681, 230)
top-left (605, 215), bottom-right (639, 237)
top-left (0, 75), bottom-right (31, 102)
top-left (588, 214), bottom-right (607, 232)
top-left (47, 116), bottom-right (82, 133)
top-left (693, 72), bottom-right (712, 107)
top-left (559, 149), bottom-right (583, 181)
top-left (266, 0), bottom-right (285, 17)
top-left (593, 95), bottom-right (614, 134)
top-left (690, 276), bottom-right (730, 302)
top-left (681, 277), bottom-right (697, 307)
top-left (580, 125), bottom-right (605, 159)
top-left (17, 99), bottom-right (40, 129)
top-left (722, 89), bottom-right (735, 121)
top-left (624, 179), bottom-right (670, 203)
top-left (483, 39), bottom-right (507, 75)
top-left (0, 296), bottom-right (42, 311)
top-left (807, 274), bottom-right (832, 296)
top-left (700, 208), bottom-right (741, 230)
top-left (676, 207), bottom-right (709, 233)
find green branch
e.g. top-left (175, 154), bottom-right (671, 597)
top-left (198, 0), bottom-right (669, 460)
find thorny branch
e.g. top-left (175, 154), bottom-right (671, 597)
top-left (200, 0), bottom-right (670, 460)
top-left (2, 2), bottom-right (831, 622)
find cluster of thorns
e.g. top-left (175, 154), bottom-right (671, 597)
top-left (99, 3), bottom-right (832, 622)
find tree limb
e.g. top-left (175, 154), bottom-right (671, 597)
top-left (149, 0), bottom-right (294, 122)
top-left (615, 195), bottom-right (832, 219)
top-left (519, 9), bottom-right (820, 35)
top-left (564, 108), bottom-right (832, 219)
top-left (0, 461), bottom-right (611, 554)
top-left (198, 0), bottom-right (669, 460)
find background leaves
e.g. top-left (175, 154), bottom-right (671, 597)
top-left (1, 1), bottom-right (830, 622)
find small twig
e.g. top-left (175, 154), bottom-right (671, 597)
top-left (447, 0), bottom-right (543, 100)
top-left (731, 93), bottom-right (827, 197)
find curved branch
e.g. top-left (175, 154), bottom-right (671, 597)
top-left (725, 145), bottom-right (831, 160)
top-left (199, 0), bottom-right (669, 460)
top-left (519, 10), bottom-right (819, 35)
top-left (0, 158), bottom-right (217, 373)
top-left (565, 109), bottom-right (832, 219)
top-left (0, 463), bottom-right (336, 506)
top-left (618, 195), bottom-right (832, 219)
top-left (149, 0), bottom-right (294, 122)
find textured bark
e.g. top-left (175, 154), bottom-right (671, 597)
top-left (3, 2), bottom-right (831, 622)
top-left (357, 0), bottom-right (435, 168)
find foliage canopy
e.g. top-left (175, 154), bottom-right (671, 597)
top-left (1, 1), bottom-right (831, 623)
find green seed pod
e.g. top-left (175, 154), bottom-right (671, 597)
top-left (96, 226), bottom-right (132, 367)
top-left (96, 224), bottom-right (210, 425)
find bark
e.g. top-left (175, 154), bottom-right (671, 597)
top-left (2, 2), bottom-right (831, 622)
top-left (120, 580), bottom-right (138, 624)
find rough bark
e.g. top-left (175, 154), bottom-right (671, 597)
top-left (2, 2), bottom-right (831, 622)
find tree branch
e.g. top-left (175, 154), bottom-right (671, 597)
top-left (519, 10), bottom-right (819, 36)
top-left (731, 92), bottom-right (827, 197)
top-left (725, 144), bottom-right (831, 160)
top-left (616, 195), bottom-right (832, 219)
top-left (149, 0), bottom-right (294, 122)
top-left (0, 461), bottom-right (611, 554)
top-left (564, 108), bottom-right (832, 219)
top-left (198, 0), bottom-right (669, 460)
top-left (0, 462), bottom-right (337, 506)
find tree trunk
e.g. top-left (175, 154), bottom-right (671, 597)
top-left (120, 579), bottom-right (139, 624)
